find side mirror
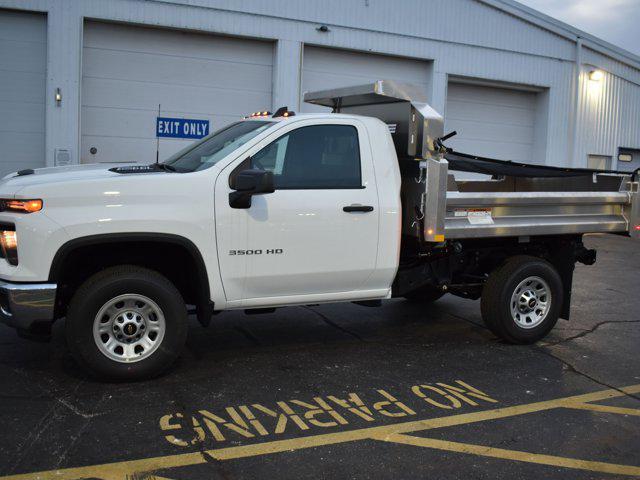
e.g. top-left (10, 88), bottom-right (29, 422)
top-left (229, 169), bottom-right (275, 209)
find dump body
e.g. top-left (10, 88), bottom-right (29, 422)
top-left (422, 158), bottom-right (639, 241)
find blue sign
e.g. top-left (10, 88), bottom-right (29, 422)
top-left (156, 117), bottom-right (209, 139)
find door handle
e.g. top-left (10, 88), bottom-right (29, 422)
top-left (343, 205), bottom-right (374, 213)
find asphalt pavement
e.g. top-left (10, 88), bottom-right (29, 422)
top-left (0, 234), bottom-right (638, 479)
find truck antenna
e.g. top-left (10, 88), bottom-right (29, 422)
top-left (156, 103), bottom-right (161, 164)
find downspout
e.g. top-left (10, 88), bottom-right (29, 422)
top-left (570, 37), bottom-right (583, 167)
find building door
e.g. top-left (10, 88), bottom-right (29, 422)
top-left (445, 82), bottom-right (537, 163)
top-left (81, 21), bottom-right (274, 164)
top-left (301, 46), bottom-right (431, 113)
top-left (0, 10), bottom-right (46, 177)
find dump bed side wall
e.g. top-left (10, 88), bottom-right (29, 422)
top-left (417, 159), bottom-right (636, 242)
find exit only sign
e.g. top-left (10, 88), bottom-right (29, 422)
top-left (156, 117), bottom-right (209, 139)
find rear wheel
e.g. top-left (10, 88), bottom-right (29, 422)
top-left (481, 256), bottom-right (562, 344)
top-left (404, 285), bottom-right (445, 303)
top-left (66, 265), bottom-right (188, 381)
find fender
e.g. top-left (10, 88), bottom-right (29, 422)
top-left (48, 233), bottom-right (214, 323)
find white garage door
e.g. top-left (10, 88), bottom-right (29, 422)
top-left (81, 22), bottom-right (274, 164)
top-left (445, 83), bottom-right (537, 163)
top-left (0, 10), bottom-right (46, 177)
top-left (301, 46), bottom-right (430, 113)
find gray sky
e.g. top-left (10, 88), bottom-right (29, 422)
top-left (517, 0), bottom-right (640, 57)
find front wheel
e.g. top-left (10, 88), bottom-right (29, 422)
top-left (481, 256), bottom-right (563, 344)
top-left (66, 265), bottom-right (188, 381)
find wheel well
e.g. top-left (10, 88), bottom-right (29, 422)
top-left (49, 235), bottom-right (211, 319)
top-left (395, 234), bottom-right (588, 320)
top-left (455, 235), bottom-right (585, 320)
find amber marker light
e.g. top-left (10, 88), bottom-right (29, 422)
top-left (2, 199), bottom-right (43, 213)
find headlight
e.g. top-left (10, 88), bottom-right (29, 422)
top-left (0, 229), bottom-right (18, 266)
top-left (0, 199), bottom-right (43, 213)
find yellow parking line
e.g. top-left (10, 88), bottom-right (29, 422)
top-left (375, 433), bottom-right (640, 477)
top-left (2, 384), bottom-right (639, 480)
top-left (563, 402), bottom-right (640, 416)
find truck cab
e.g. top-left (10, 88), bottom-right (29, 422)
top-left (0, 108), bottom-right (405, 379)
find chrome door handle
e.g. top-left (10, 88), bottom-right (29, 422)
top-left (343, 205), bottom-right (374, 213)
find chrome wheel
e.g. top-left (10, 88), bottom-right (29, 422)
top-left (92, 294), bottom-right (166, 363)
top-left (510, 276), bottom-right (551, 329)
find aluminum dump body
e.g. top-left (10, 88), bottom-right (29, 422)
top-left (423, 158), bottom-right (638, 241)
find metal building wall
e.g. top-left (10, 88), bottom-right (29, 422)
top-left (0, 0), bottom-right (638, 170)
top-left (180, 0), bottom-right (577, 62)
top-left (576, 47), bottom-right (640, 170)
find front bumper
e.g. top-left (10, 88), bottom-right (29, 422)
top-left (0, 280), bottom-right (57, 332)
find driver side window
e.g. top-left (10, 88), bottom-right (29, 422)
top-left (252, 135), bottom-right (289, 176)
top-left (250, 124), bottom-right (362, 189)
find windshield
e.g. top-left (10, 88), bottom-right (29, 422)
top-left (163, 120), bottom-right (274, 172)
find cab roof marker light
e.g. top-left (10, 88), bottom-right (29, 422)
top-left (272, 106), bottom-right (295, 118)
top-left (244, 110), bottom-right (272, 119)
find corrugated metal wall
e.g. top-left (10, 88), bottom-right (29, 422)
top-left (0, 0), bottom-right (638, 169)
top-left (156, 0), bottom-right (577, 62)
top-left (576, 48), bottom-right (640, 169)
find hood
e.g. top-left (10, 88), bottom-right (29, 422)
top-left (0, 163), bottom-right (143, 197)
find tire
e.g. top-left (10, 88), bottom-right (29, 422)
top-left (66, 265), bottom-right (188, 381)
top-left (404, 285), bottom-right (445, 303)
top-left (481, 256), bottom-right (563, 344)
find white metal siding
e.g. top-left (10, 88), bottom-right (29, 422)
top-left (0, 9), bottom-right (46, 177)
top-left (445, 82), bottom-right (537, 162)
top-left (81, 21), bottom-right (273, 164)
top-left (148, 0), bottom-right (577, 63)
top-left (574, 50), bottom-right (640, 168)
top-left (0, 0), bottom-right (638, 170)
top-left (301, 46), bottom-right (431, 113)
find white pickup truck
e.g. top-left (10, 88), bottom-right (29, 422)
top-left (1, 81), bottom-right (638, 380)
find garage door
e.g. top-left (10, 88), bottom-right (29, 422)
top-left (81, 22), bottom-right (273, 164)
top-left (0, 10), bottom-right (46, 177)
top-left (445, 83), bottom-right (536, 163)
top-left (301, 46), bottom-right (430, 113)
